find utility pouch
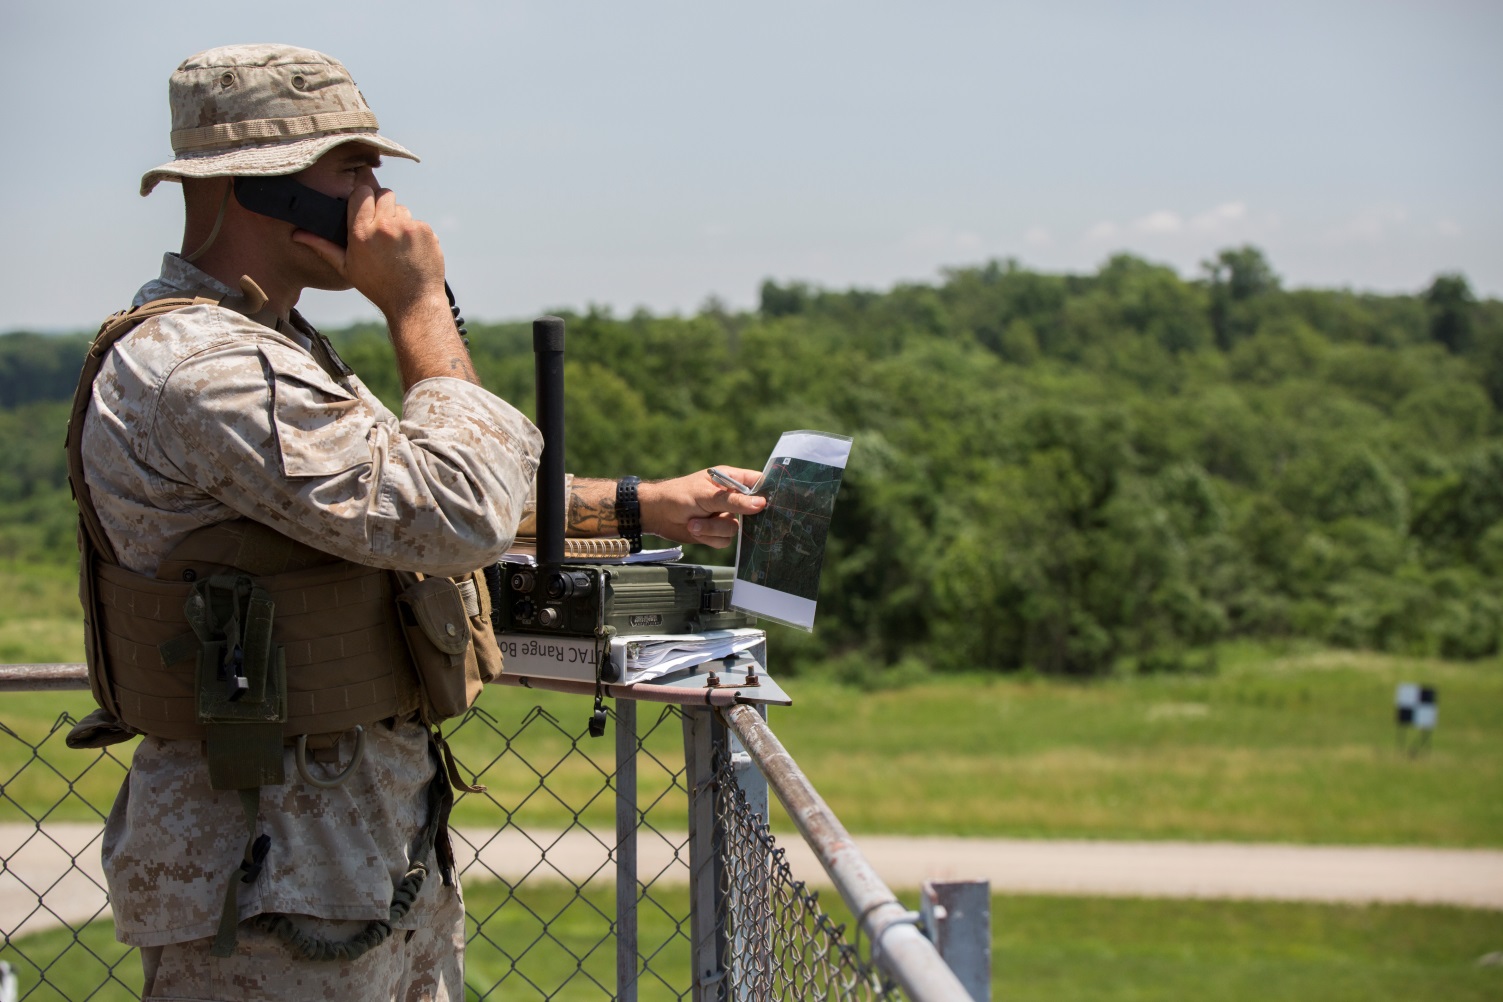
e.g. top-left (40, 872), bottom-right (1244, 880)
top-left (188, 574), bottom-right (287, 790)
top-left (395, 570), bottom-right (503, 723)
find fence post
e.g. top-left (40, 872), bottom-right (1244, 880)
top-left (921, 880), bottom-right (992, 1001)
top-left (728, 644), bottom-right (770, 824)
top-left (683, 706), bottom-right (728, 1001)
top-left (615, 698), bottom-right (639, 1002)
top-left (726, 704), bottom-right (772, 994)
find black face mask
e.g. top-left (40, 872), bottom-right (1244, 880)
top-left (233, 175), bottom-right (350, 247)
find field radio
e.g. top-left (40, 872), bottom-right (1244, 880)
top-left (487, 317), bottom-right (756, 685)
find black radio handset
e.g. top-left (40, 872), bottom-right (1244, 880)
top-left (234, 175), bottom-right (350, 247)
top-left (232, 175), bottom-right (468, 345)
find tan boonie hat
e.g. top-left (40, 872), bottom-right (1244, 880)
top-left (139, 43), bottom-right (418, 196)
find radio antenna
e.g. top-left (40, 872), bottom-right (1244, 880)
top-left (532, 315), bottom-right (566, 566)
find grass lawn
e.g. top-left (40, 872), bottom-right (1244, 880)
top-left (1, 590), bottom-right (1500, 846)
top-left (988, 895), bottom-right (1503, 1002)
top-left (2, 890), bottom-right (1498, 1001)
top-left (0, 562), bottom-right (84, 665)
top-left (765, 642), bottom-right (1503, 845)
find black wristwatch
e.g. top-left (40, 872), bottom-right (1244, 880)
top-left (615, 475), bottom-right (642, 553)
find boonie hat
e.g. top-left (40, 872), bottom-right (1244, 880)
top-left (139, 43), bottom-right (418, 196)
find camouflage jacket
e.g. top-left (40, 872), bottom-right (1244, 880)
top-left (88, 254), bottom-right (541, 946)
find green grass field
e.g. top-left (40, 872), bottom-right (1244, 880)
top-left (5, 653), bottom-right (1500, 846)
top-left (764, 643), bottom-right (1503, 845)
top-left (2, 892), bottom-right (1498, 1002)
top-left (5, 617), bottom-right (1499, 845)
top-left (3, 562), bottom-right (1501, 1000)
top-left (0, 562), bottom-right (84, 665)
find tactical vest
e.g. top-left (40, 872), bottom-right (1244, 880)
top-left (88, 518), bottom-right (423, 741)
top-left (67, 292), bottom-right (503, 742)
top-left (66, 291), bottom-right (504, 957)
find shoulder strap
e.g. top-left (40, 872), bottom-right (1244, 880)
top-left (65, 296), bottom-right (217, 564)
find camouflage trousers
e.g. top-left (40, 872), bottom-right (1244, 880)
top-left (137, 879), bottom-right (465, 1001)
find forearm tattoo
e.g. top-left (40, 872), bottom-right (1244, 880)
top-left (449, 354), bottom-right (480, 385)
top-left (567, 480), bottom-right (619, 536)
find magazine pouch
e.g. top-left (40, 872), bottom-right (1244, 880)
top-left (395, 570), bottom-right (502, 723)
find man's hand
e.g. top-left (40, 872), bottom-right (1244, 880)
top-left (292, 183), bottom-right (447, 320)
top-left (293, 183), bottom-right (475, 389)
top-left (640, 468), bottom-right (766, 548)
top-left (343, 183), bottom-right (449, 322)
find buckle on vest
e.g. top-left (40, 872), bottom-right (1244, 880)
top-left (239, 833), bottom-right (272, 883)
top-left (225, 643), bottom-right (249, 701)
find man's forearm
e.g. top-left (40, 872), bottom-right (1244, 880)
top-left (514, 476), bottom-right (617, 539)
top-left (388, 295), bottom-right (479, 390)
top-left (516, 470), bottom-right (762, 549)
top-left (566, 478), bottom-right (618, 536)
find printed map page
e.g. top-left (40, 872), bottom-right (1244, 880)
top-left (730, 430), bottom-right (852, 630)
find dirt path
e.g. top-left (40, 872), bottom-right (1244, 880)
top-left (5, 824), bottom-right (1500, 942)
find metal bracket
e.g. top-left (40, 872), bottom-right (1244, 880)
top-left (869, 907), bottom-right (925, 966)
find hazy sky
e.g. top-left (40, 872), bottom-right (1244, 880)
top-left (2, 0), bottom-right (1498, 331)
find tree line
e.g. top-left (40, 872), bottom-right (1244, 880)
top-left (4, 247), bottom-right (1501, 677)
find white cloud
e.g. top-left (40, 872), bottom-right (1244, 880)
top-left (1436, 218), bottom-right (1462, 238)
top-left (1134, 210), bottom-right (1183, 234)
top-left (1024, 225), bottom-right (1052, 247)
top-left (1082, 201), bottom-right (1252, 247)
top-left (1189, 201), bottom-right (1248, 232)
top-left (1083, 220), bottom-right (1119, 243)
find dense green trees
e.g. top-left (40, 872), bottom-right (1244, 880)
top-left (3, 249), bottom-right (1501, 676)
top-left (0, 402), bottom-right (76, 562)
top-left (0, 332), bottom-right (90, 408)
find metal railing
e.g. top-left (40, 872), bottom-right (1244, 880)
top-left (0, 664), bottom-right (977, 1001)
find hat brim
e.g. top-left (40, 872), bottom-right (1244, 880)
top-left (140, 131), bottom-right (419, 196)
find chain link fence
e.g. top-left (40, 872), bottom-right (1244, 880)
top-left (1, 669), bottom-right (964, 1001)
top-left (707, 725), bottom-right (903, 1001)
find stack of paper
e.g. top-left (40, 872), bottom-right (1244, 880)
top-left (619, 628), bottom-right (764, 684)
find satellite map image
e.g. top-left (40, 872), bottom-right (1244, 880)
top-left (737, 455), bottom-right (846, 602)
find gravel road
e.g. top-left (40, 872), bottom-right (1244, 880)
top-left (5, 824), bottom-right (1499, 941)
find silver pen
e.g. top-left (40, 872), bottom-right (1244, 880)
top-left (707, 467), bottom-right (758, 495)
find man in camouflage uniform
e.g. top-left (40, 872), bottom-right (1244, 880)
top-left (80, 43), bottom-right (765, 1001)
